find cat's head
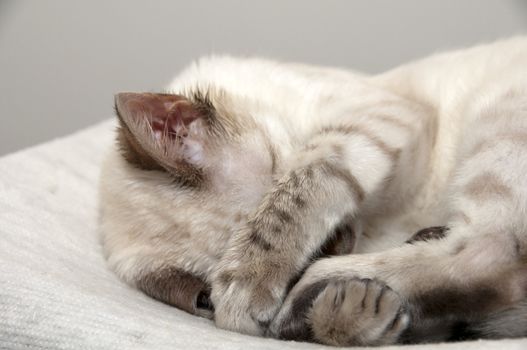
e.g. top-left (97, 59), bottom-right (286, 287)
top-left (99, 84), bottom-right (283, 317)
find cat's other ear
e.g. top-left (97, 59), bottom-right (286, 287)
top-left (114, 92), bottom-right (210, 186)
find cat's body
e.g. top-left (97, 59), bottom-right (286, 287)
top-left (99, 37), bottom-right (527, 345)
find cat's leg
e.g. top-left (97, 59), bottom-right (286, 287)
top-left (271, 226), bottom-right (450, 345)
top-left (211, 98), bottom-right (434, 335)
top-left (272, 87), bottom-right (527, 345)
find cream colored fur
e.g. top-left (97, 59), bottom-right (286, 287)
top-left (100, 37), bottom-right (527, 345)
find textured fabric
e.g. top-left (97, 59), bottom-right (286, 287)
top-left (0, 120), bottom-right (526, 350)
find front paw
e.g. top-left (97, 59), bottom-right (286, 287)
top-left (211, 269), bottom-right (285, 336)
top-left (271, 276), bottom-right (409, 346)
top-left (310, 279), bottom-right (409, 346)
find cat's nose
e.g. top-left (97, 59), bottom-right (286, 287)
top-left (196, 290), bottom-right (214, 312)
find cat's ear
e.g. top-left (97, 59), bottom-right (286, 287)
top-left (115, 92), bottom-right (209, 185)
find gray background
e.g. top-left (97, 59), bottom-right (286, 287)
top-left (1, 0), bottom-right (526, 156)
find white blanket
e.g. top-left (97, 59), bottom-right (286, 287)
top-left (0, 120), bottom-right (525, 350)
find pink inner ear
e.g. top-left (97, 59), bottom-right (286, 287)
top-left (115, 93), bottom-right (200, 141)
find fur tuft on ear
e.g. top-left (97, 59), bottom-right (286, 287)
top-left (114, 92), bottom-right (211, 186)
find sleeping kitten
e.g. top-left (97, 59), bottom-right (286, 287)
top-left (99, 37), bottom-right (527, 345)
